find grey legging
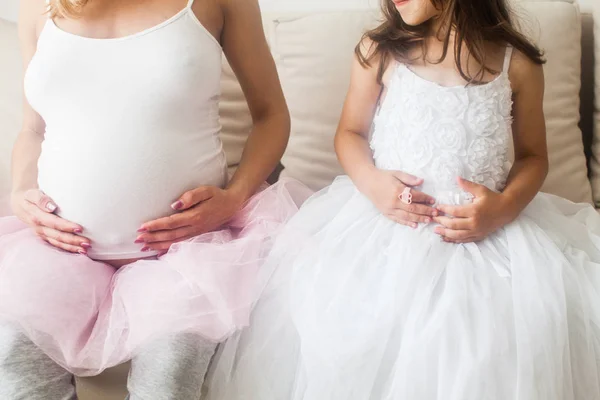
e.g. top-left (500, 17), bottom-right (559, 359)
top-left (0, 322), bottom-right (216, 400)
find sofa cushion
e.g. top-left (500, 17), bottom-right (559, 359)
top-left (590, 0), bottom-right (600, 206)
top-left (273, 11), bottom-right (380, 190)
top-left (516, 1), bottom-right (592, 204)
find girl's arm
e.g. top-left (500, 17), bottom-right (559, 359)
top-left (139, 0), bottom-right (290, 250)
top-left (335, 40), bottom-right (436, 227)
top-left (434, 51), bottom-right (548, 243)
top-left (11, 0), bottom-right (88, 254)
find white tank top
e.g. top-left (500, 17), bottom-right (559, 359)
top-left (24, 0), bottom-right (228, 260)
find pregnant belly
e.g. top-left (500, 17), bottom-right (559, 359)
top-left (38, 145), bottom-right (227, 261)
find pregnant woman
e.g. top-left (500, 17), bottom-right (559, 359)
top-left (0, 0), bottom-right (308, 398)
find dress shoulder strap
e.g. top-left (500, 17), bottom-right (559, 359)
top-left (502, 46), bottom-right (514, 73)
top-left (187, 0), bottom-right (196, 8)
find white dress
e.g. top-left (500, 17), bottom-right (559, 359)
top-left (205, 48), bottom-right (600, 399)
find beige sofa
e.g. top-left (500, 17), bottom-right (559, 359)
top-left (0, 0), bottom-right (599, 398)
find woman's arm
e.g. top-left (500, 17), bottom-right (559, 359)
top-left (220, 0), bottom-right (290, 202)
top-left (11, 0), bottom-right (88, 254)
top-left (335, 40), bottom-right (436, 227)
top-left (434, 51), bottom-right (548, 243)
top-left (11, 0), bottom-right (46, 197)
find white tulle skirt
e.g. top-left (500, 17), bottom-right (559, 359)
top-left (206, 176), bottom-right (600, 400)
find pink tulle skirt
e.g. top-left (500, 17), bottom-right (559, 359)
top-left (0, 179), bottom-right (311, 376)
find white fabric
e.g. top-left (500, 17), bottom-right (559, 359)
top-left (25, 9), bottom-right (227, 260)
top-left (206, 47), bottom-right (600, 400)
top-left (371, 61), bottom-right (513, 202)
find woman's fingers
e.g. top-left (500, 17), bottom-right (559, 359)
top-left (39, 230), bottom-right (89, 254)
top-left (24, 189), bottom-right (58, 213)
top-left (140, 212), bottom-right (192, 232)
top-left (27, 202), bottom-right (83, 234)
top-left (142, 235), bottom-right (195, 252)
top-left (137, 226), bottom-right (197, 244)
top-left (36, 225), bottom-right (90, 247)
top-left (172, 187), bottom-right (215, 211)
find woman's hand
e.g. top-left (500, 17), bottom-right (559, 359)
top-left (362, 169), bottom-right (438, 228)
top-left (433, 177), bottom-right (517, 244)
top-left (137, 186), bottom-right (245, 252)
top-left (11, 189), bottom-right (90, 254)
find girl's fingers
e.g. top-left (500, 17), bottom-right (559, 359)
top-left (434, 227), bottom-right (473, 240)
top-left (395, 202), bottom-right (438, 217)
top-left (436, 204), bottom-right (472, 218)
top-left (390, 211), bottom-right (429, 225)
top-left (432, 216), bottom-right (472, 230)
top-left (391, 171), bottom-right (423, 187)
top-left (407, 190), bottom-right (436, 205)
top-left (387, 215), bottom-right (418, 229)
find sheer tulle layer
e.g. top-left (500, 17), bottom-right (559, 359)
top-left (0, 179), bottom-right (311, 376)
top-left (207, 176), bottom-right (600, 400)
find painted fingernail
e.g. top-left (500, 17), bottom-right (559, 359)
top-left (46, 203), bottom-right (57, 212)
top-left (424, 218), bottom-right (431, 224)
top-left (412, 223), bottom-right (418, 228)
top-left (141, 246), bottom-right (150, 252)
top-left (134, 238), bottom-right (145, 244)
top-left (430, 199), bottom-right (436, 205)
top-left (171, 200), bottom-right (183, 210)
top-left (432, 210), bottom-right (439, 217)
top-left (137, 228), bottom-right (148, 233)
top-left (81, 242), bottom-right (91, 249)
top-left (74, 228), bottom-right (83, 234)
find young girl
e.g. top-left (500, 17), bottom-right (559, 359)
top-left (0, 0), bottom-right (309, 398)
top-left (205, 0), bottom-right (600, 398)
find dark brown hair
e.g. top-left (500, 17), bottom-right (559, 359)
top-left (356, 0), bottom-right (545, 84)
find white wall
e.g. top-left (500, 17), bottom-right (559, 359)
top-left (0, 0), bottom-right (18, 22)
top-left (259, 0), bottom-right (376, 12)
top-left (0, 0), bottom-right (596, 23)
top-left (0, 0), bottom-right (379, 22)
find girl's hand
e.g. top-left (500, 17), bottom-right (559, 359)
top-left (362, 169), bottom-right (438, 228)
top-left (433, 177), bottom-right (516, 244)
top-left (137, 186), bottom-right (245, 252)
top-left (10, 189), bottom-right (90, 254)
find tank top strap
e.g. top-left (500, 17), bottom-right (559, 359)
top-left (187, 0), bottom-right (196, 8)
top-left (502, 46), bottom-right (514, 73)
